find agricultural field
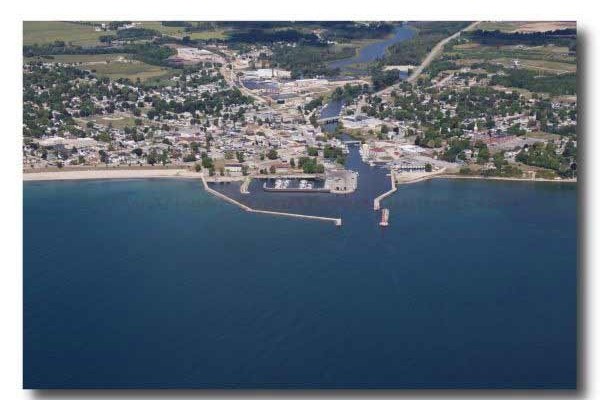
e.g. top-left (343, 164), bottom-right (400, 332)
top-left (25, 53), bottom-right (172, 82)
top-left (136, 22), bottom-right (229, 40)
top-left (450, 43), bottom-right (576, 65)
top-left (187, 30), bottom-right (229, 40)
top-left (491, 58), bottom-right (577, 75)
top-left (23, 21), bottom-right (105, 46)
top-left (25, 53), bottom-right (130, 64)
top-left (477, 21), bottom-right (576, 33)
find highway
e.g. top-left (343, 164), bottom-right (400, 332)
top-left (375, 21), bottom-right (481, 97)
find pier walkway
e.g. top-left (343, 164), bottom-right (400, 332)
top-left (201, 174), bottom-right (342, 226)
top-left (373, 172), bottom-right (397, 210)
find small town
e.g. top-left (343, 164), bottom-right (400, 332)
top-left (23, 21), bottom-right (577, 197)
top-left (17, 12), bottom-right (583, 393)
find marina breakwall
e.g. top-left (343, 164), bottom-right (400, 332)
top-left (201, 174), bottom-right (342, 226)
top-left (373, 172), bottom-right (397, 211)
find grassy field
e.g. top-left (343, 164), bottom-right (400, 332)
top-left (477, 21), bottom-right (576, 33)
top-left (136, 21), bottom-right (228, 40)
top-left (76, 115), bottom-right (141, 130)
top-left (25, 53), bottom-right (172, 82)
top-left (23, 21), bottom-right (105, 46)
top-left (491, 58), bottom-right (576, 74)
top-left (84, 61), bottom-right (171, 81)
top-left (25, 53), bottom-right (129, 64)
top-left (188, 30), bottom-right (229, 40)
top-left (450, 43), bottom-right (576, 64)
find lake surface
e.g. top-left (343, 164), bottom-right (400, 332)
top-left (328, 26), bottom-right (415, 73)
top-left (24, 150), bottom-right (577, 388)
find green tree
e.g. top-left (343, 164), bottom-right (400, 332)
top-left (266, 149), bottom-right (278, 160)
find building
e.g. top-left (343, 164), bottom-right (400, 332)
top-left (325, 169), bottom-right (358, 194)
top-left (224, 163), bottom-right (243, 176)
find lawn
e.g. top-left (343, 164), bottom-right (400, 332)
top-left (23, 21), bottom-right (105, 46)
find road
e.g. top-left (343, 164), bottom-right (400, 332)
top-left (375, 21), bottom-right (480, 96)
top-left (219, 61), bottom-right (268, 105)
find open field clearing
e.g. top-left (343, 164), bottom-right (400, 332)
top-left (187, 30), bottom-right (229, 40)
top-left (136, 21), bottom-right (187, 35)
top-left (477, 21), bottom-right (576, 33)
top-left (75, 115), bottom-right (143, 130)
top-left (23, 21), bottom-right (105, 46)
top-left (451, 44), bottom-right (576, 64)
top-left (476, 22), bottom-right (525, 32)
top-left (87, 61), bottom-right (171, 81)
top-left (25, 53), bottom-right (172, 82)
top-left (491, 58), bottom-right (577, 74)
top-left (136, 22), bottom-right (229, 40)
top-left (25, 53), bottom-right (130, 64)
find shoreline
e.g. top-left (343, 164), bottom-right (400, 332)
top-left (412, 173), bottom-right (576, 185)
top-left (23, 168), bottom-right (577, 185)
top-left (23, 168), bottom-right (201, 182)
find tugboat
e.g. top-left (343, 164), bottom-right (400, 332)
top-left (379, 208), bottom-right (389, 227)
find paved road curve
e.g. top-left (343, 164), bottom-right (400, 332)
top-left (376, 21), bottom-right (481, 96)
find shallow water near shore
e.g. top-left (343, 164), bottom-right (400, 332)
top-left (24, 156), bottom-right (576, 388)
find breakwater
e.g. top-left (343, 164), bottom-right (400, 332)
top-left (201, 174), bottom-right (342, 226)
top-left (373, 171), bottom-right (397, 210)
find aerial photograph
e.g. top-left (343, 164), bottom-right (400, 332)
top-left (22, 20), bottom-right (577, 389)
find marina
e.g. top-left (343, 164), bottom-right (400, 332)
top-left (263, 178), bottom-right (330, 193)
top-left (201, 173), bottom-right (341, 226)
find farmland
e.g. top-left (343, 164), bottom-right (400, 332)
top-left (25, 53), bottom-right (172, 82)
top-left (23, 21), bottom-right (105, 46)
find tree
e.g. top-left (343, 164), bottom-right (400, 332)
top-left (269, 165), bottom-right (276, 174)
top-left (290, 158), bottom-right (296, 168)
top-left (266, 149), bottom-right (278, 160)
top-left (147, 149), bottom-right (158, 166)
top-left (425, 163), bottom-right (432, 172)
top-left (98, 149), bottom-right (109, 164)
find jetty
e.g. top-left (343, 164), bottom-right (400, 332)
top-left (240, 176), bottom-right (252, 194)
top-left (379, 208), bottom-right (389, 227)
top-left (201, 174), bottom-right (342, 226)
top-left (373, 171), bottom-right (397, 210)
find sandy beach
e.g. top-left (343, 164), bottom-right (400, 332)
top-left (23, 168), bottom-right (202, 181)
top-left (395, 172), bottom-right (577, 186)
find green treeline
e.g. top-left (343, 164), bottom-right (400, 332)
top-left (490, 69), bottom-right (576, 96)
top-left (385, 22), bottom-right (470, 65)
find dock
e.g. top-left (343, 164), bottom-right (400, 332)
top-left (373, 172), bottom-right (397, 210)
top-left (262, 182), bottom-right (330, 193)
top-left (240, 176), bottom-right (252, 194)
top-left (379, 208), bottom-right (389, 227)
top-left (201, 174), bottom-right (342, 226)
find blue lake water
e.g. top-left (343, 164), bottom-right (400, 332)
top-left (24, 148), bottom-right (577, 388)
